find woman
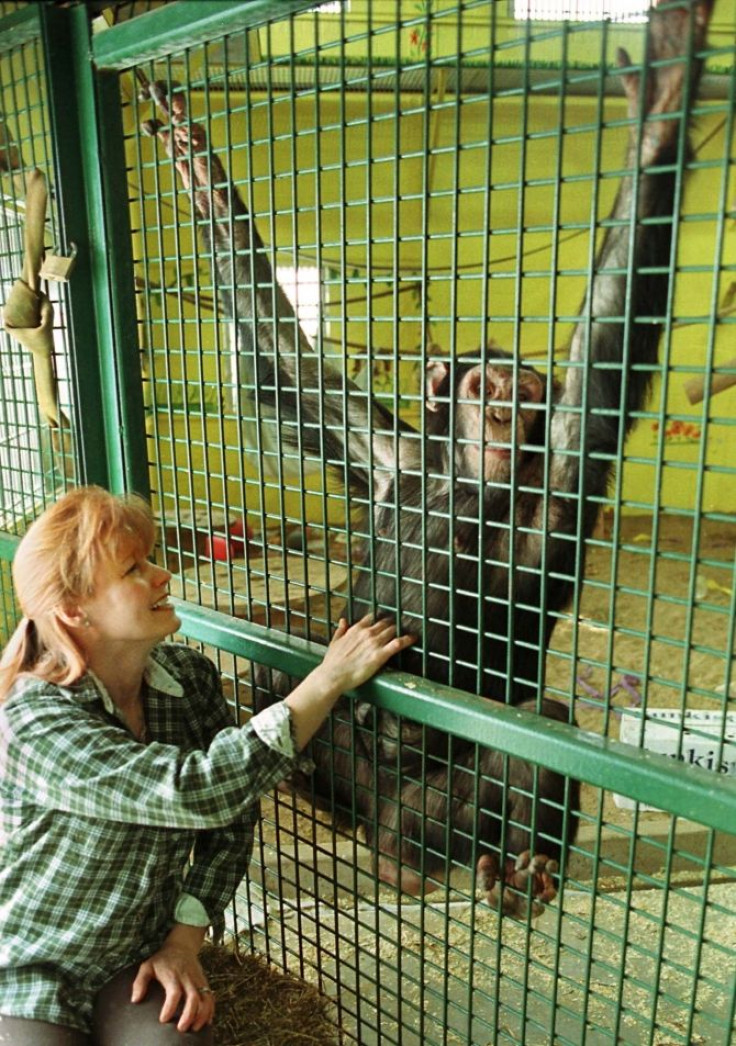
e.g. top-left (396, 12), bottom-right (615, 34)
top-left (0, 486), bottom-right (413, 1045)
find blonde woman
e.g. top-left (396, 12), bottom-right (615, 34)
top-left (0, 486), bottom-right (413, 1045)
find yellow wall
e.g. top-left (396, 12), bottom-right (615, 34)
top-left (125, 0), bottom-right (735, 522)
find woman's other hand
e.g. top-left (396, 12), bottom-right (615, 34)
top-left (131, 924), bottom-right (213, 1032)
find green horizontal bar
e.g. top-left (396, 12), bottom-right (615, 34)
top-left (175, 599), bottom-right (736, 837)
top-left (0, 5), bottom-right (41, 54)
top-left (92, 0), bottom-right (314, 70)
top-left (0, 532), bottom-right (21, 561)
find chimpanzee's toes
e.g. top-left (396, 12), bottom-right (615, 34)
top-left (508, 851), bottom-right (559, 916)
top-left (476, 854), bottom-right (500, 895)
top-left (479, 854), bottom-right (526, 916)
top-left (480, 851), bottom-right (559, 918)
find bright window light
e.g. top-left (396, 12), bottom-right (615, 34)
top-left (228, 263), bottom-right (325, 428)
top-left (309, 2), bottom-right (347, 13)
top-left (514, 1), bottom-right (650, 21)
top-left (276, 265), bottom-right (323, 344)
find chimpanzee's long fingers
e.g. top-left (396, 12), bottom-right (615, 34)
top-left (141, 118), bottom-right (164, 138)
top-left (166, 85), bottom-right (189, 126)
top-left (140, 79), bottom-right (181, 118)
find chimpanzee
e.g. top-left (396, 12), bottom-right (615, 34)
top-left (142, 0), bottom-right (712, 914)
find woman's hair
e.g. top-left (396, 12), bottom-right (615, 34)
top-left (0, 485), bottom-right (155, 701)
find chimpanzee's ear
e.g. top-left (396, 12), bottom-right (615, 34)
top-left (425, 358), bottom-right (450, 413)
top-left (518, 367), bottom-right (546, 404)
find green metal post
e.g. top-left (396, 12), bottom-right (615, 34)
top-left (40, 4), bottom-right (149, 497)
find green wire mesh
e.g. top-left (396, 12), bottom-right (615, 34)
top-left (0, 20), bottom-right (77, 581)
top-left (0, 1), bottom-right (733, 1043)
top-left (115, 4), bottom-right (735, 1043)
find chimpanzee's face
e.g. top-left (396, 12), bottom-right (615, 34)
top-left (455, 362), bottom-right (545, 481)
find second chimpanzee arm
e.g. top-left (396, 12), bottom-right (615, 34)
top-left (142, 82), bottom-right (416, 497)
top-left (547, 0), bottom-right (711, 524)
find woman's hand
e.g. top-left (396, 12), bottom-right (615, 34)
top-left (284, 614), bottom-right (415, 751)
top-left (131, 924), bottom-right (213, 1032)
top-left (320, 614), bottom-right (414, 693)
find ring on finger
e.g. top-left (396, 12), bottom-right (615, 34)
top-left (197, 986), bottom-right (214, 996)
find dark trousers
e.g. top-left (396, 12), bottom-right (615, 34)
top-left (0, 966), bottom-right (214, 1045)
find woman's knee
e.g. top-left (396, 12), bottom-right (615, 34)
top-left (0, 1014), bottom-right (91, 1046)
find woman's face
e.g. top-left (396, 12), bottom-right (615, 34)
top-left (79, 548), bottom-right (180, 650)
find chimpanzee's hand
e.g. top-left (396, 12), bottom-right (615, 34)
top-left (617, 0), bottom-right (714, 165)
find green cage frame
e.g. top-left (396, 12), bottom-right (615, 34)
top-left (0, 2), bottom-right (733, 1044)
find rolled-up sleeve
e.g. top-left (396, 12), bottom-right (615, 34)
top-left (174, 704), bottom-right (298, 929)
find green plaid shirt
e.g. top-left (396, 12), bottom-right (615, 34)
top-left (0, 643), bottom-right (297, 1032)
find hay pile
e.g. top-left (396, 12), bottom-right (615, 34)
top-left (200, 944), bottom-right (341, 1045)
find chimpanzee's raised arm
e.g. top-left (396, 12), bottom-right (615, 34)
top-left (141, 82), bottom-right (415, 498)
top-left (549, 0), bottom-right (712, 516)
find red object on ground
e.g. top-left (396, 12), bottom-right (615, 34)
top-left (205, 519), bottom-right (253, 561)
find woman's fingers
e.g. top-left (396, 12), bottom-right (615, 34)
top-left (132, 944), bottom-right (214, 1031)
top-left (176, 978), bottom-right (214, 1032)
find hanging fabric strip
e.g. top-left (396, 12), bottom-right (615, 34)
top-left (2, 168), bottom-right (69, 429)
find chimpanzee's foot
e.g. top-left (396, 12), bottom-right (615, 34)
top-left (478, 851), bottom-right (559, 918)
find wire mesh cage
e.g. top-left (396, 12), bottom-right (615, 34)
top-left (0, 18), bottom-right (77, 601)
top-left (123, 0), bottom-right (736, 713)
top-left (0, 1), bottom-right (734, 1043)
top-left (110, 2), bottom-right (736, 1041)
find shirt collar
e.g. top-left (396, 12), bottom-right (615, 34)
top-left (145, 653), bottom-right (184, 698)
top-left (70, 651), bottom-right (184, 714)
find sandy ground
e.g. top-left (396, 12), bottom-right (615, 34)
top-left (233, 856), bottom-right (735, 1046)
